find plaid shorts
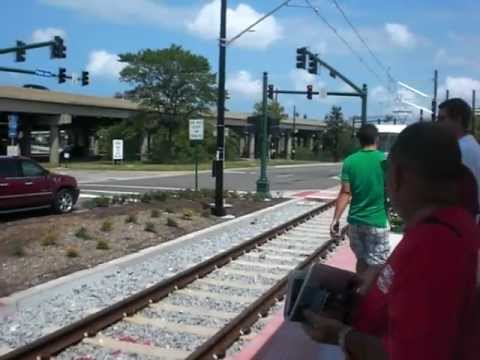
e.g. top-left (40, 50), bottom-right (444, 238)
top-left (348, 224), bottom-right (390, 265)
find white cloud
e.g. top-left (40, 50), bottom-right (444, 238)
top-left (385, 23), bottom-right (417, 48)
top-left (434, 48), bottom-right (480, 71)
top-left (39, 0), bottom-right (190, 28)
top-left (227, 70), bottom-right (261, 99)
top-left (86, 50), bottom-right (125, 78)
top-left (31, 27), bottom-right (66, 42)
top-left (187, 0), bottom-right (283, 49)
top-left (440, 76), bottom-right (480, 101)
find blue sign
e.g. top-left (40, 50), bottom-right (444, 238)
top-left (8, 114), bottom-right (18, 138)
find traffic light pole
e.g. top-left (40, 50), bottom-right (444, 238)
top-left (0, 40), bottom-right (56, 55)
top-left (212, 0), bottom-right (227, 217)
top-left (431, 69), bottom-right (438, 122)
top-left (256, 72), bottom-right (270, 194)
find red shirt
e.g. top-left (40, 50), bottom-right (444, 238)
top-left (353, 207), bottom-right (480, 360)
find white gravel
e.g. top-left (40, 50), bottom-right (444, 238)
top-left (0, 200), bottom-right (323, 351)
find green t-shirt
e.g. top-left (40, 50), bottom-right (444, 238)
top-left (341, 149), bottom-right (388, 228)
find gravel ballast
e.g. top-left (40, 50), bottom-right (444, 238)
top-left (0, 200), bottom-right (323, 351)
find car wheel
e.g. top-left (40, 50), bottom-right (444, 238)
top-left (53, 189), bottom-right (75, 214)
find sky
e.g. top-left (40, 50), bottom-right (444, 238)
top-left (0, 0), bottom-right (479, 121)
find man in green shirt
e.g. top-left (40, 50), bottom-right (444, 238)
top-left (331, 124), bottom-right (389, 274)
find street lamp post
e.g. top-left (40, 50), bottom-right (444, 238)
top-left (256, 72), bottom-right (270, 194)
top-left (292, 105), bottom-right (298, 159)
top-left (212, 0), bottom-right (227, 217)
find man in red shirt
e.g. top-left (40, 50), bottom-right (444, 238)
top-left (302, 122), bottom-right (480, 359)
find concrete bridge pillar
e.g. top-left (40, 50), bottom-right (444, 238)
top-left (248, 133), bottom-right (255, 159)
top-left (47, 114), bottom-right (71, 165)
top-left (285, 133), bottom-right (292, 160)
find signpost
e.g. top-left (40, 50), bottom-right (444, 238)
top-left (112, 139), bottom-right (124, 164)
top-left (189, 119), bottom-right (204, 191)
top-left (8, 113), bottom-right (18, 143)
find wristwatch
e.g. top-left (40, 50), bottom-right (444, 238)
top-left (338, 326), bottom-right (353, 354)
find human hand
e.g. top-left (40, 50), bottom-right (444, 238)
top-left (330, 220), bottom-right (340, 238)
top-left (302, 309), bottom-right (344, 345)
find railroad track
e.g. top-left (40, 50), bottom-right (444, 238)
top-left (1, 200), bottom-right (341, 360)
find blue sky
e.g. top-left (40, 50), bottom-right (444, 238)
top-left (0, 0), bottom-right (479, 120)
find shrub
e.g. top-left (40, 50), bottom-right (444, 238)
top-left (93, 196), bottom-right (111, 208)
top-left (182, 209), bottom-right (194, 220)
top-left (41, 232), bottom-right (58, 247)
top-left (151, 209), bottom-right (160, 218)
top-left (65, 246), bottom-right (79, 258)
top-left (165, 208), bottom-right (175, 214)
top-left (144, 222), bottom-right (157, 233)
top-left (125, 214), bottom-right (138, 224)
top-left (253, 192), bottom-right (267, 202)
top-left (101, 219), bottom-right (113, 232)
top-left (152, 191), bottom-right (168, 202)
top-left (96, 239), bottom-right (110, 250)
top-left (166, 217), bottom-right (179, 228)
top-left (75, 227), bottom-right (91, 240)
top-left (140, 192), bottom-right (153, 203)
top-left (10, 243), bottom-right (26, 257)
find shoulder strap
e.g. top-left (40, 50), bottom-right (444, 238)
top-left (423, 216), bottom-right (462, 238)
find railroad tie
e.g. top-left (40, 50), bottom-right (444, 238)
top-left (84, 334), bottom-right (190, 359)
top-left (233, 260), bottom-right (293, 271)
top-left (222, 268), bottom-right (281, 280)
top-left (150, 302), bottom-right (235, 320)
top-left (125, 315), bottom-right (219, 337)
top-left (196, 277), bottom-right (267, 291)
top-left (176, 288), bottom-right (257, 303)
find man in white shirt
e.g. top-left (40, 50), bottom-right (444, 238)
top-left (438, 98), bottom-right (480, 208)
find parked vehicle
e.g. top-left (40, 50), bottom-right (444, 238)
top-left (0, 156), bottom-right (79, 214)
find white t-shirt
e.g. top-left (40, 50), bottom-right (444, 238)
top-left (459, 134), bottom-right (480, 208)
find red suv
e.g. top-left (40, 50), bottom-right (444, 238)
top-left (0, 156), bottom-right (80, 214)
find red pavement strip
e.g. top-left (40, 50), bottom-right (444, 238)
top-left (231, 242), bottom-right (355, 360)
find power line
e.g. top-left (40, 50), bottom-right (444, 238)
top-left (303, 0), bottom-right (386, 85)
top-left (328, 0), bottom-right (396, 86)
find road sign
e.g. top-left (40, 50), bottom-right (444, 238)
top-left (8, 113), bottom-right (18, 138)
top-left (189, 119), bottom-right (204, 141)
top-left (319, 88), bottom-right (327, 99)
top-left (112, 139), bottom-right (124, 160)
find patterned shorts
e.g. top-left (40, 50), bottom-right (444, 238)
top-left (347, 224), bottom-right (390, 265)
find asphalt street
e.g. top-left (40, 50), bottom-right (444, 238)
top-left (73, 163), bottom-right (341, 198)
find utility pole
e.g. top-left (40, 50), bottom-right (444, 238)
top-left (446, 89), bottom-right (450, 100)
top-left (212, 0), bottom-right (227, 217)
top-left (292, 105), bottom-right (297, 159)
top-left (431, 70), bottom-right (438, 122)
top-left (472, 89), bottom-right (476, 135)
top-left (256, 72), bottom-right (270, 194)
top-left (361, 84), bottom-right (368, 125)
top-left (420, 109), bottom-right (424, 122)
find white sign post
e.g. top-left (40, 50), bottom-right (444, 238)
top-left (112, 139), bottom-right (124, 164)
top-left (319, 87), bottom-right (328, 99)
top-left (189, 119), bottom-right (204, 191)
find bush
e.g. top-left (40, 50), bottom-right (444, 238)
top-left (144, 222), bottom-right (157, 233)
top-left (166, 217), bottom-right (179, 228)
top-left (165, 207), bottom-right (175, 214)
top-left (41, 232), bottom-right (58, 247)
top-left (96, 239), bottom-right (110, 250)
top-left (151, 209), bottom-right (160, 218)
top-left (10, 243), bottom-right (26, 257)
top-left (182, 209), bottom-right (194, 220)
top-left (152, 191), bottom-right (168, 202)
top-left (75, 227), bottom-right (92, 240)
top-left (101, 219), bottom-right (113, 232)
top-left (84, 196), bottom-right (110, 209)
top-left (141, 192), bottom-right (153, 203)
top-left (125, 214), bottom-right (138, 224)
top-left (65, 246), bottom-right (79, 258)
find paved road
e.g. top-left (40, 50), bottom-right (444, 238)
top-left (72, 163), bottom-right (341, 198)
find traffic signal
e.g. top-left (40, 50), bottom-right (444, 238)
top-left (296, 47), bottom-right (307, 69)
top-left (307, 85), bottom-right (313, 100)
top-left (58, 67), bottom-right (67, 83)
top-left (81, 71), bottom-right (89, 86)
top-left (15, 41), bottom-right (26, 62)
top-left (308, 55), bottom-right (318, 74)
top-left (51, 36), bottom-right (66, 59)
top-left (267, 85), bottom-right (274, 100)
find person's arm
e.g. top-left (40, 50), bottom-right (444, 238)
top-left (331, 182), bottom-right (351, 236)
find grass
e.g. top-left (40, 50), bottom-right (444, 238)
top-left (75, 226), bottom-right (92, 240)
top-left (41, 232), bottom-right (58, 247)
top-left (45, 159), bottom-right (314, 172)
top-left (65, 246), bottom-right (80, 258)
top-left (101, 219), bottom-right (113, 232)
top-left (150, 209), bottom-right (160, 218)
top-left (125, 214), bottom-right (138, 224)
top-left (144, 222), bottom-right (157, 233)
top-left (96, 239), bottom-right (110, 250)
top-left (166, 217), bottom-right (179, 228)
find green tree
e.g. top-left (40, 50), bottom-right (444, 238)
top-left (322, 106), bottom-right (356, 161)
top-left (253, 100), bottom-right (285, 119)
top-left (118, 45), bottom-right (217, 155)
